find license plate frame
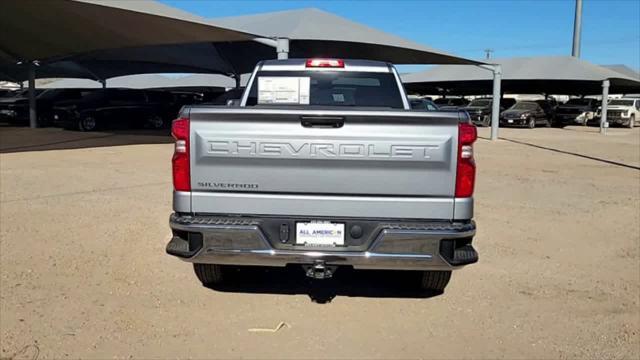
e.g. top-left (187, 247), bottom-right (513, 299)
top-left (295, 221), bottom-right (345, 247)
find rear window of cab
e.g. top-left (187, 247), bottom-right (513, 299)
top-left (245, 71), bottom-right (405, 109)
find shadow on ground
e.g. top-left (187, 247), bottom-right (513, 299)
top-left (0, 124), bottom-right (172, 154)
top-left (206, 266), bottom-right (443, 303)
top-left (500, 137), bottom-right (640, 170)
top-left (477, 125), bottom-right (640, 170)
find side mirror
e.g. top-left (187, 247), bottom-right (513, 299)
top-left (226, 99), bottom-right (241, 107)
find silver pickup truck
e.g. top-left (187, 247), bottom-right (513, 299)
top-left (166, 58), bottom-right (478, 292)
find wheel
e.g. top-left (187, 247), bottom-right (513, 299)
top-left (528, 117), bottom-right (536, 129)
top-left (147, 115), bottom-right (164, 129)
top-left (420, 271), bottom-right (452, 292)
top-left (628, 114), bottom-right (635, 129)
top-left (193, 263), bottom-right (226, 285)
top-left (78, 115), bottom-right (97, 131)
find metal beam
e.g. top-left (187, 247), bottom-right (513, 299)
top-left (28, 63), bottom-right (37, 128)
top-left (572, 0), bottom-right (583, 57)
top-left (600, 80), bottom-right (609, 134)
top-left (253, 38), bottom-right (278, 48)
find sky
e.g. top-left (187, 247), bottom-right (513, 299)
top-left (160, 0), bottom-right (640, 73)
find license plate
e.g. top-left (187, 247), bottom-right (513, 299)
top-left (508, 119), bottom-right (514, 123)
top-left (296, 222), bottom-right (345, 246)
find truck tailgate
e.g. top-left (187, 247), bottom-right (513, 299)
top-left (186, 108), bottom-right (463, 219)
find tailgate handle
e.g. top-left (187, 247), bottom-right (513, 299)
top-left (300, 116), bottom-right (345, 128)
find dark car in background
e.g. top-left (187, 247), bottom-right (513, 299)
top-left (464, 98), bottom-right (516, 127)
top-left (409, 97), bottom-right (439, 111)
top-left (0, 89), bottom-right (46, 124)
top-left (535, 99), bottom-right (558, 124)
top-left (554, 98), bottom-right (600, 126)
top-left (144, 89), bottom-right (190, 127)
top-left (0, 89), bottom-right (18, 98)
top-left (500, 101), bottom-right (550, 128)
top-left (169, 91), bottom-right (203, 107)
top-left (53, 88), bottom-right (177, 131)
top-left (433, 97), bottom-right (469, 110)
top-left (209, 87), bottom-right (246, 105)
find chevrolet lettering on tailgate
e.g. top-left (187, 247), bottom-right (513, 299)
top-left (206, 139), bottom-right (446, 161)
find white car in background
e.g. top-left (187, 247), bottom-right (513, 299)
top-left (597, 98), bottom-right (640, 128)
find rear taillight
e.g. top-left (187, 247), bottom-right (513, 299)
top-left (455, 122), bottom-right (477, 198)
top-left (305, 58), bottom-right (345, 68)
top-left (171, 117), bottom-right (190, 191)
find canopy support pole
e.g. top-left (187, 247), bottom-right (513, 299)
top-left (234, 74), bottom-right (241, 89)
top-left (490, 65), bottom-right (502, 141)
top-left (276, 38), bottom-right (289, 60)
top-left (476, 64), bottom-right (502, 141)
top-left (600, 80), bottom-right (609, 135)
top-left (254, 37), bottom-right (289, 59)
top-left (477, 64), bottom-right (502, 141)
top-left (28, 62), bottom-right (37, 129)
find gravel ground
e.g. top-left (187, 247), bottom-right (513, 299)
top-left (0, 125), bottom-right (638, 359)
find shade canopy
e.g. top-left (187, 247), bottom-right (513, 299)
top-left (212, 8), bottom-right (482, 65)
top-left (1, 3), bottom-right (481, 83)
top-left (602, 65), bottom-right (640, 81)
top-left (0, 42), bottom-right (274, 82)
top-left (38, 73), bottom-right (251, 89)
top-left (0, 0), bottom-right (264, 82)
top-left (0, 0), bottom-right (255, 62)
top-left (402, 56), bottom-right (640, 95)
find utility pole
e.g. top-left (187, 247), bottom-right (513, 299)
top-left (484, 49), bottom-right (493, 60)
top-left (572, 0), bottom-right (583, 57)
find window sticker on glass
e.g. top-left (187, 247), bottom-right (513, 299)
top-left (258, 77), bottom-right (310, 104)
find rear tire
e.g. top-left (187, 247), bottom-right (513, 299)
top-left (193, 263), bottom-right (225, 285)
top-left (528, 117), bottom-right (536, 129)
top-left (78, 115), bottom-right (97, 132)
top-left (628, 114), bottom-right (635, 129)
top-left (147, 114), bottom-right (165, 129)
top-left (420, 271), bottom-right (452, 292)
top-left (481, 116), bottom-right (491, 127)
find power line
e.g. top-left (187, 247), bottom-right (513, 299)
top-left (455, 36), bottom-right (640, 54)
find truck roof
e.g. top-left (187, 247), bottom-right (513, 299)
top-left (258, 58), bottom-right (393, 73)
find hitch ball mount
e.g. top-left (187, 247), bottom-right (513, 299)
top-left (302, 260), bottom-right (337, 279)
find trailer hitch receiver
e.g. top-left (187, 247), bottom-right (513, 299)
top-left (303, 260), bottom-right (337, 279)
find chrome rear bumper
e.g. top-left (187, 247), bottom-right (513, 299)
top-left (167, 214), bottom-right (477, 271)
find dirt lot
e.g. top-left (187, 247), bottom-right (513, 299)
top-left (1, 125), bottom-right (638, 359)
